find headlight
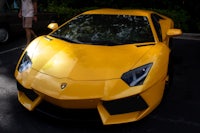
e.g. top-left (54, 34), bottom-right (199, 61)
top-left (121, 63), bottom-right (152, 86)
top-left (18, 52), bottom-right (32, 73)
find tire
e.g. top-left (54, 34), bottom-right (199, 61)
top-left (0, 28), bottom-right (9, 43)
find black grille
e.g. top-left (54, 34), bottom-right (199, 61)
top-left (102, 95), bottom-right (148, 115)
top-left (36, 101), bottom-right (101, 123)
top-left (17, 82), bottom-right (38, 101)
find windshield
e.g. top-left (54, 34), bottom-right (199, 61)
top-left (50, 14), bottom-right (154, 45)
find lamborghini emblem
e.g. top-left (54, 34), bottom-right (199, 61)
top-left (61, 83), bottom-right (67, 89)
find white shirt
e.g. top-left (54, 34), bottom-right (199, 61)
top-left (21, 0), bottom-right (34, 17)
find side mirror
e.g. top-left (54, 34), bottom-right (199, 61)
top-left (167, 29), bottom-right (182, 37)
top-left (47, 23), bottom-right (58, 30)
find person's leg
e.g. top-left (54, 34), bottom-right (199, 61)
top-left (25, 28), bottom-right (32, 45)
top-left (23, 17), bottom-right (36, 45)
top-left (30, 29), bottom-right (37, 39)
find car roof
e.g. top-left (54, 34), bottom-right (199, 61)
top-left (82, 8), bottom-right (155, 16)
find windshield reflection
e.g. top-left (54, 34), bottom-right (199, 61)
top-left (50, 14), bottom-right (154, 45)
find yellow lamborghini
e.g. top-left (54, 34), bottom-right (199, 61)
top-left (14, 9), bottom-right (182, 125)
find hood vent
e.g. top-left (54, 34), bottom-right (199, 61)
top-left (136, 43), bottom-right (154, 47)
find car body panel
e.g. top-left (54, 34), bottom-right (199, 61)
top-left (29, 36), bottom-right (153, 80)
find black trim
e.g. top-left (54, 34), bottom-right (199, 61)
top-left (102, 95), bottom-right (148, 115)
top-left (17, 82), bottom-right (38, 101)
top-left (136, 43), bottom-right (154, 47)
top-left (36, 100), bottom-right (101, 123)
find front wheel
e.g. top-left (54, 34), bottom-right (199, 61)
top-left (0, 28), bottom-right (9, 43)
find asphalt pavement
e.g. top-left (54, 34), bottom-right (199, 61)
top-left (0, 34), bottom-right (200, 133)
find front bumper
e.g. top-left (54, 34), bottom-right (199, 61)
top-left (16, 76), bottom-right (165, 125)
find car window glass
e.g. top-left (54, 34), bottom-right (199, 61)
top-left (51, 14), bottom-right (155, 45)
top-left (151, 14), bottom-right (162, 41)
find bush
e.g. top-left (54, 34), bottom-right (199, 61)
top-left (46, 2), bottom-right (98, 25)
top-left (152, 9), bottom-right (191, 32)
top-left (46, 2), bottom-right (194, 33)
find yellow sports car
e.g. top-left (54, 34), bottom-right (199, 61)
top-left (14, 9), bottom-right (182, 125)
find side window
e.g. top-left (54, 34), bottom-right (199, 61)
top-left (151, 14), bottom-right (162, 42)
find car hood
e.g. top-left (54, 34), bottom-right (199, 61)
top-left (29, 36), bottom-right (153, 80)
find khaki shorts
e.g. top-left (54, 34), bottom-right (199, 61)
top-left (23, 17), bottom-right (33, 28)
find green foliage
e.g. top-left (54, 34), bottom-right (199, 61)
top-left (45, 0), bottom-right (199, 32)
top-left (152, 9), bottom-right (191, 32)
top-left (46, 1), bottom-right (98, 24)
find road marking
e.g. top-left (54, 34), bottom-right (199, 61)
top-left (0, 46), bottom-right (24, 55)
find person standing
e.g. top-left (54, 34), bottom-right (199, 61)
top-left (18, 0), bottom-right (37, 46)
